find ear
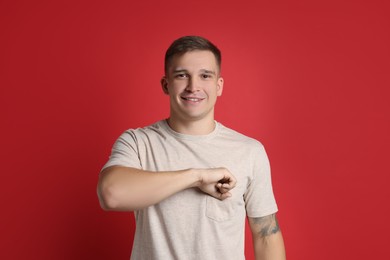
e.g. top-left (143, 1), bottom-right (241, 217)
top-left (161, 76), bottom-right (169, 95)
top-left (217, 77), bottom-right (224, 96)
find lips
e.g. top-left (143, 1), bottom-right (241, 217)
top-left (181, 96), bottom-right (205, 102)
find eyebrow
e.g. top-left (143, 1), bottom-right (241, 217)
top-left (200, 69), bottom-right (216, 75)
top-left (172, 69), bottom-right (188, 74)
top-left (172, 69), bottom-right (216, 75)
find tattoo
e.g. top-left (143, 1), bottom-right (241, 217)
top-left (251, 214), bottom-right (280, 238)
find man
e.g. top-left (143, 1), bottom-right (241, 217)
top-left (97, 36), bottom-right (286, 259)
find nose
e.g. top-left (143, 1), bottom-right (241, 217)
top-left (185, 77), bottom-right (200, 93)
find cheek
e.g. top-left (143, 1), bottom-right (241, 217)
top-left (207, 84), bottom-right (221, 97)
top-left (170, 81), bottom-right (187, 92)
top-left (166, 85), bottom-right (179, 96)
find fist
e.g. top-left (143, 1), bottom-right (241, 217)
top-left (196, 167), bottom-right (237, 200)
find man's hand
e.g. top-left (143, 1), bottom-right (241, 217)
top-left (98, 166), bottom-right (237, 211)
top-left (195, 167), bottom-right (237, 200)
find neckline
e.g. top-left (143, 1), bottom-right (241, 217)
top-left (160, 119), bottom-right (220, 141)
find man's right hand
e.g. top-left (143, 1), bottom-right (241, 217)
top-left (98, 166), bottom-right (237, 211)
top-left (195, 167), bottom-right (237, 200)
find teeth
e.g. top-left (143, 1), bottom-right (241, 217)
top-left (184, 97), bottom-right (201, 102)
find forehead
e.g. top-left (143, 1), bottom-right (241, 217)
top-left (168, 50), bottom-right (219, 72)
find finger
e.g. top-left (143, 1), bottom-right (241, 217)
top-left (210, 189), bottom-right (232, 200)
top-left (219, 176), bottom-right (232, 184)
top-left (216, 183), bottom-right (233, 194)
top-left (218, 188), bottom-right (229, 194)
top-left (222, 183), bottom-right (232, 188)
top-left (221, 183), bottom-right (235, 190)
top-left (227, 177), bottom-right (237, 187)
top-left (219, 192), bottom-right (232, 200)
top-left (218, 185), bottom-right (231, 193)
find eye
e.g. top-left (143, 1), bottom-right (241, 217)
top-left (175, 73), bottom-right (188, 79)
top-left (201, 74), bottom-right (212, 79)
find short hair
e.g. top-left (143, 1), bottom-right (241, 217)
top-left (164, 36), bottom-right (221, 74)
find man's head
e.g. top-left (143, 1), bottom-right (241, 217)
top-left (161, 36), bottom-right (224, 129)
top-left (164, 36), bottom-right (221, 75)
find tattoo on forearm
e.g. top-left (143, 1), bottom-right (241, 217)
top-left (251, 214), bottom-right (280, 238)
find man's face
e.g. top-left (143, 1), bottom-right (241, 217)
top-left (161, 50), bottom-right (224, 123)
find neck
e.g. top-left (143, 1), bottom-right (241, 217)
top-left (166, 117), bottom-right (216, 135)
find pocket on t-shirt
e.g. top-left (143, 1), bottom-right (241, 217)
top-left (206, 196), bottom-right (236, 222)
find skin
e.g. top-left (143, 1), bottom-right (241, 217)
top-left (97, 49), bottom-right (285, 259)
top-left (249, 214), bottom-right (286, 260)
top-left (98, 166), bottom-right (236, 211)
top-left (161, 50), bottom-right (224, 135)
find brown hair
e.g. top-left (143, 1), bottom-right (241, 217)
top-left (164, 36), bottom-right (221, 74)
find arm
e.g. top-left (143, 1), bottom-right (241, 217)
top-left (97, 166), bottom-right (236, 211)
top-left (248, 213), bottom-right (286, 260)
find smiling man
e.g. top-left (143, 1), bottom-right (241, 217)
top-left (162, 49), bottom-right (223, 134)
top-left (97, 36), bottom-right (286, 260)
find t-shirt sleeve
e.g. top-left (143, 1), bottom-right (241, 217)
top-left (244, 142), bottom-right (278, 218)
top-left (101, 130), bottom-right (142, 171)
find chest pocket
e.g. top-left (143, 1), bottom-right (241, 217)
top-left (206, 196), bottom-right (236, 222)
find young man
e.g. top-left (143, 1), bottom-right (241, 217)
top-left (97, 36), bottom-right (286, 259)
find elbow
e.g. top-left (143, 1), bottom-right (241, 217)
top-left (97, 181), bottom-right (121, 211)
top-left (97, 168), bottom-right (142, 211)
top-left (97, 180), bottom-right (139, 211)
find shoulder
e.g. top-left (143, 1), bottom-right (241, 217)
top-left (217, 122), bottom-right (265, 150)
top-left (124, 120), bottom-right (166, 134)
top-left (119, 120), bottom-right (168, 142)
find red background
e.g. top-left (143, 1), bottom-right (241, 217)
top-left (1, 0), bottom-right (389, 259)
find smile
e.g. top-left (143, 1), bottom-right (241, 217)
top-left (181, 97), bottom-right (204, 102)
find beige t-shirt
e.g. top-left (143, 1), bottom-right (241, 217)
top-left (102, 120), bottom-right (278, 260)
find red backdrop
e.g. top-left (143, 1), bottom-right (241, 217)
top-left (1, 0), bottom-right (389, 259)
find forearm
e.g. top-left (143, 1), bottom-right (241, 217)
top-left (97, 166), bottom-right (200, 211)
top-left (249, 214), bottom-right (286, 260)
top-left (253, 231), bottom-right (285, 260)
